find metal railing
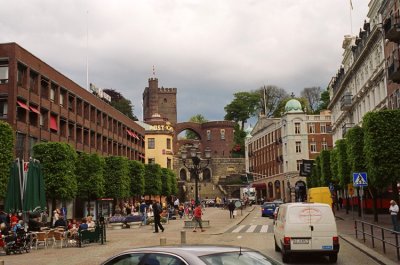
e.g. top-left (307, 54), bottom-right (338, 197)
top-left (355, 220), bottom-right (400, 261)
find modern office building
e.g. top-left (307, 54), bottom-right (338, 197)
top-left (246, 99), bottom-right (333, 202)
top-left (0, 42), bottom-right (145, 161)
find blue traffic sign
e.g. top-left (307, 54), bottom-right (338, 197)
top-left (353, 172), bottom-right (368, 187)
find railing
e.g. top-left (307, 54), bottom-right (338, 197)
top-left (355, 220), bottom-right (400, 261)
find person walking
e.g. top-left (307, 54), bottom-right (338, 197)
top-left (192, 203), bottom-right (205, 232)
top-left (152, 200), bottom-right (164, 233)
top-left (389, 200), bottom-right (399, 233)
top-left (228, 200), bottom-right (236, 219)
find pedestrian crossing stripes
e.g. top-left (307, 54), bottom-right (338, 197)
top-left (225, 225), bottom-right (271, 233)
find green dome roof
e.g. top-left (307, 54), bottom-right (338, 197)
top-left (285, 99), bottom-right (303, 113)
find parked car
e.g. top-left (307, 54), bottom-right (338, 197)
top-left (101, 245), bottom-right (281, 265)
top-left (274, 202), bottom-right (339, 263)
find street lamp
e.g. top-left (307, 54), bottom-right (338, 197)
top-left (180, 145), bottom-right (211, 204)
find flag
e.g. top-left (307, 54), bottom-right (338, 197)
top-left (349, 0), bottom-right (353, 10)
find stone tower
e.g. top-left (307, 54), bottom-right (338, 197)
top-left (142, 77), bottom-right (177, 125)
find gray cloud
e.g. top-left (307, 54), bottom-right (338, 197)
top-left (1, 0), bottom-right (369, 122)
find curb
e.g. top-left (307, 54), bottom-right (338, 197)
top-left (339, 234), bottom-right (398, 265)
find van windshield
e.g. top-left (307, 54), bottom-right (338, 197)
top-left (287, 205), bottom-right (335, 224)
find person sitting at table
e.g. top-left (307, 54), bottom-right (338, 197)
top-left (78, 217), bottom-right (88, 231)
top-left (54, 215), bottom-right (67, 229)
top-left (86, 216), bottom-right (95, 229)
top-left (28, 214), bottom-right (43, 232)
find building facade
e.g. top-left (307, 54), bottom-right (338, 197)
top-left (0, 42), bottom-right (145, 161)
top-left (246, 99), bottom-right (333, 203)
top-left (328, 0), bottom-right (387, 143)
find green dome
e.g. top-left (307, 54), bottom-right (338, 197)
top-left (285, 99), bottom-right (303, 113)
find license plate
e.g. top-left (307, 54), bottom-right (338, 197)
top-left (293, 239), bottom-right (309, 244)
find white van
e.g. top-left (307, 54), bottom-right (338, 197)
top-left (273, 203), bottom-right (339, 263)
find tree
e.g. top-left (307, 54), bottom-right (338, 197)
top-left (169, 169), bottom-right (178, 196)
top-left (336, 139), bottom-right (350, 213)
top-left (0, 121), bottom-right (14, 200)
top-left (103, 88), bottom-right (138, 121)
top-left (161, 168), bottom-right (172, 202)
top-left (75, 152), bottom-right (105, 216)
top-left (317, 90), bottom-right (330, 112)
top-left (33, 142), bottom-right (78, 209)
top-left (310, 156), bottom-right (321, 188)
top-left (320, 150), bottom-right (332, 186)
top-left (255, 85), bottom-right (289, 117)
top-left (144, 164), bottom-right (162, 198)
top-left (232, 123), bottom-right (246, 158)
top-left (330, 148), bottom-right (339, 186)
top-left (186, 114), bottom-right (208, 139)
top-left (104, 156), bottom-right (130, 213)
top-left (346, 125), bottom-right (365, 218)
top-left (363, 110), bottom-right (400, 221)
top-left (128, 160), bottom-right (145, 200)
top-left (273, 97), bottom-right (309, 117)
top-left (224, 92), bottom-right (260, 130)
top-left (301, 87), bottom-right (321, 113)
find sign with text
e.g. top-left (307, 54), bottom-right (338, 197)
top-left (300, 159), bottom-right (314, 177)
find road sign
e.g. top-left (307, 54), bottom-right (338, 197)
top-left (353, 172), bottom-right (368, 187)
top-left (348, 183), bottom-right (354, 196)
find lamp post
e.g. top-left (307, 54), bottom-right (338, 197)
top-left (180, 145), bottom-right (211, 204)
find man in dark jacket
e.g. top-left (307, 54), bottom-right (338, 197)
top-left (228, 201), bottom-right (236, 219)
top-left (152, 200), bottom-right (164, 233)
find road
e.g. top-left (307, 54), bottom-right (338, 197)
top-left (0, 206), bottom-right (384, 265)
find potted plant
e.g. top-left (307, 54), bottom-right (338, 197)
top-left (109, 215), bottom-right (125, 230)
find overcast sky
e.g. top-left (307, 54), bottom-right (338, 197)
top-left (1, 0), bottom-right (370, 122)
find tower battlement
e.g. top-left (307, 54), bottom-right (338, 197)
top-left (158, 87), bottom-right (177, 93)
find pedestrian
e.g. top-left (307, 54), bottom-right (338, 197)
top-left (174, 198), bottom-right (180, 210)
top-left (192, 203), bottom-right (205, 232)
top-left (140, 201), bottom-right (147, 225)
top-left (389, 200), bottom-right (399, 233)
top-left (152, 200), bottom-right (164, 233)
top-left (228, 200), bottom-right (236, 219)
top-left (338, 197), bottom-right (343, 209)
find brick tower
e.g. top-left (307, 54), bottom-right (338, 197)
top-left (142, 77), bottom-right (177, 125)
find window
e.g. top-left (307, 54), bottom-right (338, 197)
top-left (320, 123), bottom-right (326, 133)
top-left (40, 78), bottom-right (49, 99)
top-left (220, 129), bottom-right (225, 140)
top-left (148, 158), bottom-right (155, 164)
top-left (322, 141), bottom-right (328, 150)
top-left (295, 122), bottom-right (300, 134)
top-left (310, 142), bottom-right (317, 153)
top-left (148, 138), bottom-right (155, 149)
top-left (16, 100), bottom-right (29, 123)
top-left (308, 123), bottom-right (315, 134)
top-left (29, 71), bottom-right (38, 93)
top-left (0, 60), bottom-right (8, 84)
top-left (207, 130), bottom-right (211, 141)
top-left (167, 158), bottom-right (172, 169)
top-left (295, 141), bottom-right (301, 153)
top-left (166, 138), bottom-right (171, 149)
top-left (29, 104), bottom-right (40, 127)
top-left (50, 114), bottom-right (58, 132)
top-left (17, 63), bottom-right (27, 87)
top-left (40, 108), bottom-right (48, 129)
top-left (50, 84), bottom-right (57, 102)
top-left (297, 160), bottom-right (302, 171)
top-left (0, 97), bottom-right (8, 118)
top-left (16, 132), bottom-right (26, 159)
top-left (29, 137), bottom-right (37, 158)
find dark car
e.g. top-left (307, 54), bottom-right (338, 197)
top-left (261, 201), bottom-right (283, 218)
top-left (101, 245), bottom-right (282, 265)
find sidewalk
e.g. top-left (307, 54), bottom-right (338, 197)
top-left (334, 208), bottom-right (399, 265)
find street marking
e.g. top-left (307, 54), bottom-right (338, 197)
top-left (260, 225), bottom-right (269, 233)
top-left (246, 225), bottom-right (257, 232)
top-left (232, 225), bottom-right (245, 233)
top-left (237, 236), bottom-right (242, 239)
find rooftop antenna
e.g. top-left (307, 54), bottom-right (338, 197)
top-left (349, 0), bottom-right (353, 35)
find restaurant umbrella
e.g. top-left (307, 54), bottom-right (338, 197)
top-left (4, 160), bottom-right (23, 213)
top-left (23, 159), bottom-right (46, 214)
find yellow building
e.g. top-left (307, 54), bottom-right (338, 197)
top-left (139, 114), bottom-right (174, 169)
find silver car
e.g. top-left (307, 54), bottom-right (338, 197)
top-left (101, 245), bottom-right (281, 265)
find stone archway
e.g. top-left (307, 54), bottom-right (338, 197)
top-left (295, 181), bottom-right (307, 202)
top-left (179, 168), bottom-right (187, 181)
top-left (274, 180), bottom-right (281, 200)
top-left (267, 182), bottom-right (274, 200)
top-left (202, 168), bottom-right (211, 182)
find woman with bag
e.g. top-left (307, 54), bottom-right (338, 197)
top-left (192, 204), bottom-right (205, 232)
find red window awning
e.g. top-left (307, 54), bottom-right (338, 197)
top-left (126, 129), bottom-right (133, 137)
top-left (131, 132), bottom-right (140, 140)
top-left (50, 115), bottom-right (58, 131)
top-left (17, 101), bottom-right (29, 110)
top-left (29, 106), bottom-right (40, 114)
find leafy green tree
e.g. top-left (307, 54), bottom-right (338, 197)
top-left (169, 169), bottom-right (178, 196)
top-left (330, 148), bottom-right (339, 186)
top-left (161, 168), bottom-right (172, 202)
top-left (103, 88), bottom-right (138, 121)
top-left (255, 85), bottom-right (289, 117)
top-left (33, 142), bottom-right (78, 209)
top-left (310, 156), bottom-right (321, 187)
top-left (0, 121), bottom-right (14, 200)
top-left (224, 92), bottom-right (260, 130)
top-left (144, 164), bottom-right (162, 198)
top-left (128, 160), bottom-right (145, 200)
top-left (232, 123), bottom-right (246, 157)
top-left (336, 139), bottom-right (350, 213)
top-left (186, 114), bottom-right (208, 139)
top-left (320, 150), bottom-right (332, 186)
top-left (363, 110), bottom-right (400, 221)
top-left (317, 90), bottom-right (330, 112)
top-left (104, 156), bottom-right (130, 213)
top-left (75, 152), bottom-right (105, 216)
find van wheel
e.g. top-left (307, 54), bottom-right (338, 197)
top-left (329, 254), bottom-right (338, 263)
top-left (282, 253), bottom-right (290, 263)
top-left (274, 238), bottom-right (280, 252)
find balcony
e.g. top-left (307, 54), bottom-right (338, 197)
top-left (342, 123), bottom-right (354, 138)
top-left (387, 52), bottom-right (400, 84)
top-left (340, 93), bottom-right (352, 111)
top-left (384, 16), bottom-right (400, 43)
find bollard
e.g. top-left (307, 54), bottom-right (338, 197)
top-left (0, 260), bottom-right (4, 265)
top-left (181, 230), bottom-right (186, 244)
top-left (160, 237), bottom-right (167, 246)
